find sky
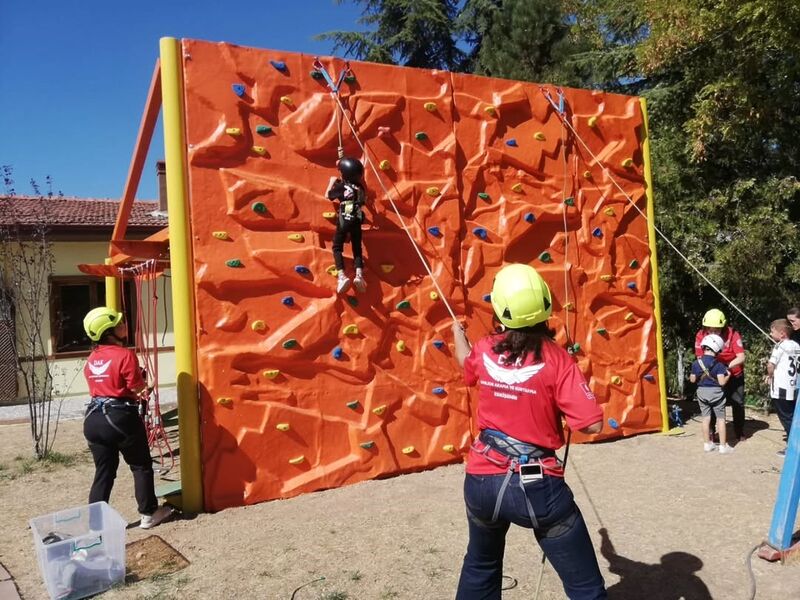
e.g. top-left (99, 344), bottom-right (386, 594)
top-left (0, 1), bottom-right (364, 200)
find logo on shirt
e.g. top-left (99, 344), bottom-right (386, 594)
top-left (483, 354), bottom-right (545, 384)
top-left (88, 360), bottom-right (112, 378)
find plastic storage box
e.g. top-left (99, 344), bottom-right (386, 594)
top-left (30, 502), bottom-right (127, 599)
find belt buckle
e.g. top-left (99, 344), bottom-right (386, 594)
top-left (519, 462), bottom-right (544, 483)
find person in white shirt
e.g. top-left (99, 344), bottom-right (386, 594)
top-left (766, 319), bottom-right (800, 457)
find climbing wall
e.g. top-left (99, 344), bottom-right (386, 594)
top-left (180, 39), bottom-right (663, 511)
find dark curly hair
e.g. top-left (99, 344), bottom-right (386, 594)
top-left (490, 318), bottom-right (556, 364)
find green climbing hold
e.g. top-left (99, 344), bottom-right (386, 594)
top-left (310, 70), bottom-right (324, 80)
top-left (347, 296), bottom-right (358, 307)
top-left (415, 132), bottom-right (428, 141)
top-left (282, 339), bottom-right (298, 349)
top-left (477, 192), bottom-right (490, 201)
top-left (344, 74), bottom-right (356, 84)
top-left (226, 259), bottom-right (242, 268)
top-left (360, 441), bottom-right (375, 449)
top-left (346, 400), bottom-right (359, 410)
top-left (252, 202), bottom-right (267, 214)
top-left (572, 343), bottom-right (581, 352)
top-left (596, 328), bottom-right (607, 335)
top-left (396, 300), bottom-right (411, 310)
top-left (539, 252), bottom-right (552, 263)
top-left (564, 197), bottom-right (575, 206)
top-left (256, 125), bottom-right (272, 135)
top-left (629, 259), bottom-right (639, 268)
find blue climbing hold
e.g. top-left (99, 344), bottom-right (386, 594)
top-left (432, 387), bottom-right (445, 395)
top-left (627, 282), bottom-right (637, 290)
top-left (524, 212), bottom-right (535, 223)
top-left (506, 139), bottom-right (518, 147)
top-left (232, 84), bottom-right (245, 97)
top-left (282, 296), bottom-right (295, 306)
top-left (294, 265), bottom-right (310, 275)
top-left (332, 346), bottom-right (343, 360)
top-left (482, 294), bottom-right (491, 302)
top-left (472, 227), bottom-right (488, 240)
top-left (643, 374), bottom-right (656, 382)
top-left (427, 226), bottom-right (441, 237)
top-left (270, 60), bottom-right (287, 72)
top-left (592, 227), bottom-right (603, 238)
top-left (433, 340), bottom-right (445, 349)
top-left (608, 418), bottom-right (619, 430)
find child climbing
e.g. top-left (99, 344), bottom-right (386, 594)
top-left (689, 334), bottom-right (733, 453)
top-left (766, 318), bottom-right (800, 457)
top-left (328, 156), bottom-right (367, 294)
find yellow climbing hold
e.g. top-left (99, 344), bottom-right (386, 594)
top-left (372, 405), bottom-right (387, 416)
top-left (212, 231), bottom-right (229, 240)
top-left (402, 446), bottom-right (415, 455)
top-left (534, 132), bottom-right (546, 141)
top-left (621, 158), bottom-right (634, 168)
top-left (343, 324), bottom-right (359, 335)
top-left (424, 102), bottom-right (437, 112)
top-left (603, 207), bottom-right (616, 217)
top-left (263, 369), bottom-right (280, 379)
top-left (252, 146), bottom-right (267, 156)
top-left (280, 96), bottom-right (293, 106)
top-left (442, 444), bottom-right (455, 453)
top-left (381, 264), bottom-right (394, 273)
top-left (484, 105), bottom-right (497, 116)
top-left (323, 211), bottom-right (336, 219)
top-left (276, 423), bottom-right (290, 432)
top-left (251, 320), bottom-right (266, 332)
top-left (426, 186), bottom-right (440, 197)
top-left (327, 265), bottom-right (339, 276)
top-left (288, 455), bottom-right (305, 465)
top-left (396, 340), bottom-right (406, 352)
top-left (583, 170), bottom-right (593, 180)
top-left (611, 376), bottom-right (622, 385)
top-left (624, 312), bottom-right (635, 322)
top-left (225, 127), bottom-right (242, 136)
top-left (588, 116), bottom-right (598, 128)
top-left (511, 183), bottom-right (523, 193)
top-left (600, 275), bottom-right (614, 282)
top-left (379, 159), bottom-right (391, 171)
top-left (287, 233), bottom-right (304, 242)
top-left (564, 302), bottom-right (574, 311)
top-left (216, 397), bottom-right (232, 406)
top-left (430, 291), bottom-right (439, 301)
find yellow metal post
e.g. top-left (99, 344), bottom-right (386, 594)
top-left (104, 258), bottom-right (119, 311)
top-left (639, 98), bottom-right (671, 433)
top-left (160, 37), bottom-right (204, 511)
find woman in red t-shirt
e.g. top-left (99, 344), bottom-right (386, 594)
top-left (452, 264), bottom-right (606, 600)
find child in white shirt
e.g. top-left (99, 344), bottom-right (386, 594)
top-left (766, 319), bottom-right (800, 457)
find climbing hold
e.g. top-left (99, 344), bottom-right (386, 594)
top-left (343, 324), bottom-right (359, 335)
top-left (478, 192), bottom-right (490, 201)
top-left (310, 69), bottom-right (324, 80)
top-left (443, 444), bottom-right (456, 453)
top-left (426, 186), bottom-right (440, 197)
top-left (627, 282), bottom-right (637, 290)
top-left (604, 207), bottom-right (616, 216)
top-left (379, 160), bottom-right (391, 171)
top-left (396, 340), bottom-right (406, 352)
top-left (252, 146), bottom-right (267, 156)
top-left (216, 397), bottom-right (232, 406)
top-left (402, 446), bottom-right (415, 455)
top-left (288, 456), bottom-right (305, 465)
top-left (270, 60), bottom-right (288, 72)
top-left (380, 264), bottom-right (394, 273)
top-left (323, 211), bottom-right (336, 219)
top-left (599, 275), bottom-right (614, 282)
top-left (482, 294), bottom-right (491, 302)
top-left (611, 375), bottom-right (622, 385)
top-left (423, 102), bottom-right (437, 112)
top-left (263, 369), bottom-right (280, 379)
top-left (344, 74), bottom-right (356, 84)
top-left (432, 387), bottom-right (445, 395)
top-left (326, 265), bottom-right (338, 276)
top-left (588, 116), bottom-right (598, 128)
top-left (346, 400), bottom-right (359, 409)
top-left (332, 347), bottom-right (343, 360)
top-left (377, 126), bottom-right (391, 137)
top-left (212, 231), bottom-right (229, 240)
top-left (524, 212), bottom-right (536, 223)
top-left (624, 312), bottom-right (635, 322)
top-left (225, 127), bottom-right (242, 136)
top-left (232, 83), bottom-right (245, 97)
top-left (282, 296), bottom-right (294, 306)
top-left (347, 297), bottom-right (358, 307)
top-left (415, 131), bottom-right (428, 141)
top-left (282, 339), bottom-right (298, 349)
top-left (571, 343), bottom-right (581, 353)
top-left (294, 265), bottom-right (310, 275)
top-left (484, 105), bottom-right (497, 116)
top-left (472, 227), bottom-right (488, 240)
top-left (629, 259), bottom-right (639, 268)
top-left (506, 139), bottom-right (518, 147)
top-left (564, 197), bottom-right (575, 206)
top-left (252, 201), bottom-right (267, 213)
top-left (433, 340), bottom-right (445, 349)
top-left (430, 291), bottom-right (439, 301)
top-left (287, 233), bottom-right (305, 243)
top-left (396, 300), bottom-right (411, 310)
top-left (372, 405), bottom-right (386, 416)
top-left (360, 441), bottom-right (375, 449)
top-left (534, 132), bottom-right (546, 141)
top-left (251, 320), bottom-right (266, 332)
top-left (427, 226), bottom-right (441, 237)
top-left (539, 252), bottom-right (552, 263)
top-left (280, 95), bottom-right (293, 106)
top-left (256, 125), bottom-right (272, 135)
top-left (226, 259), bottom-right (242, 268)
top-left (621, 158), bottom-right (634, 168)
top-left (511, 183), bottom-right (523, 193)
top-left (592, 227), bottom-right (603, 238)
top-left (608, 418), bottom-right (619, 430)
top-left (596, 327), bottom-right (607, 335)
top-left (583, 170), bottom-right (592, 180)
top-left (643, 374), bottom-right (656, 383)
top-left (276, 423), bottom-right (290, 432)
top-left (564, 302), bottom-right (575, 311)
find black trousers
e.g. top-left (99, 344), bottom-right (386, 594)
top-left (772, 397), bottom-right (795, 435)
top-left (709, 374), bottom-right (746, 439)
top-left (83, 404), bottom-right (157, 515)
top-left (332, 219), bottom-right (363, 272)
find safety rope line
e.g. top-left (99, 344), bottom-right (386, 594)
top-left (558, 96), bottom-right (573, 346)
top-left (315, 59), bottom-right (459, 324)
top-left (540, 87), bottom-right (772, 341)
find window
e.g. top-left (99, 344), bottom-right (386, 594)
top-left (50, 277), bottom-right (135, 355)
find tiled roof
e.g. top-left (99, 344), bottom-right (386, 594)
top-left (0, 196), bottom-right (167, 228)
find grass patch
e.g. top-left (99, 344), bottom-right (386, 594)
top-left (319, 592), bottom-right (348, 600)
top-left (0, 450), bottom-right (88, 480)
top-left (379, 589), bottom-right (400, 599)
top-left (348, 570), bottom-right (363, 581)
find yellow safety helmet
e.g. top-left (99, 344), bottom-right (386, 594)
top-left (83, 307), bottom-right (123, 342)
top-left (491, 264), bottom-right (552, 329)
top-left (702, 308), bottom-right (726, 328)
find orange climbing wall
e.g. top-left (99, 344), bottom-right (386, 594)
top-left (180, 39), bottom-right (663, 511)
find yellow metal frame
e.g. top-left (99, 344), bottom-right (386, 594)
top-left (160, 37), bottom-right (204, 511)
top-left (639, 98), bottom-right (670, 432)
top-left (104, 258), bottom-right (119, 311)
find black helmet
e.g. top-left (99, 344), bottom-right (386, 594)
top-left (338, 157), bottom-right (364, 182)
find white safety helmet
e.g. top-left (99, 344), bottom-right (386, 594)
top-left (700, 334), bottom-right (724, 354)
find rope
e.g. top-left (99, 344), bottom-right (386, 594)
top-left (540, 87), bottom-right (771, 342)
top-left (559, 107), bottom-right (573, 346)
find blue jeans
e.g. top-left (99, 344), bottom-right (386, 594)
top-left (456, 473), bottom-right (606, 600)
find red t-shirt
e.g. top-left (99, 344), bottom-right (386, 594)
top-left (694, 327), bottom-right (744, 376)
top-left (462, 335), bottom-right (603, 475)
top-left (84, 345), bottom-right (145, 401)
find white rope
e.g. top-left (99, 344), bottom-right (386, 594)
top-left (541, 88), bottom-right (771, 341)
top-left (560, 122), bottom-right (571, 342)
top-left (328, 87), bottom-right (460, 323)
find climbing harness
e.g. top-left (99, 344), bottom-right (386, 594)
top-left (84, 397), bottom-right (139, 443)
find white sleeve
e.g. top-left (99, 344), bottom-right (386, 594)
top-left (769, 346), bottom-right (782, 365)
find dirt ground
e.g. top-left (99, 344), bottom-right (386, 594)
top-left (2, 409), bottom-right (800, 600)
